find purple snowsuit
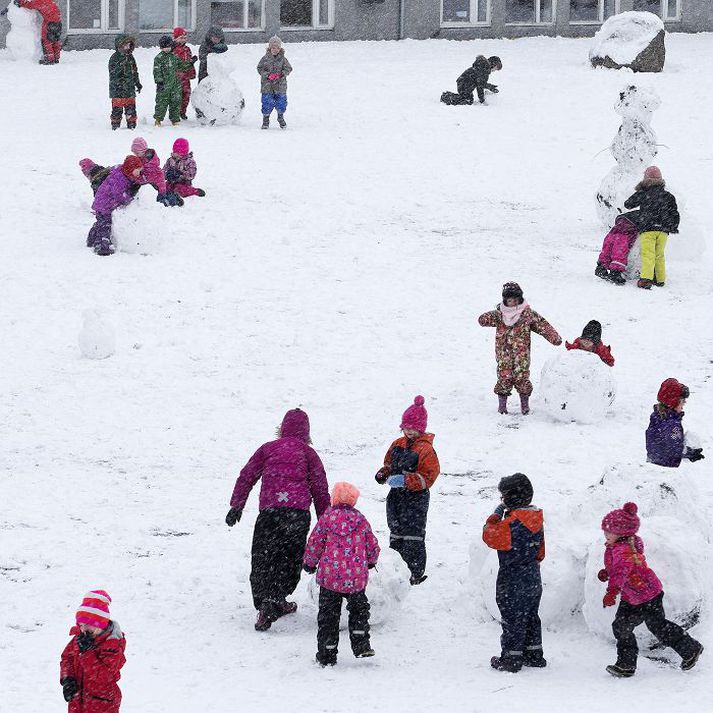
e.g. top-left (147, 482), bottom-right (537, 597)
top-left (645, 407), bottom-right (685, 468)
top-left (598, 214), bottom-right (639, 273)
top-left (87, 166), bottom-right (138, 254)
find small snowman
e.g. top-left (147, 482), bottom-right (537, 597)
top-left (78, 310), bottom-right (116, 360)
top-left (4, 2), bottom-right (43, 62)
top-left (192, 53), bottom-right (245, 127)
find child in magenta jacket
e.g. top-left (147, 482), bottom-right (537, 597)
top-left (163, 138), bottom-right (205, 199)
top-left (595, 212), bottom-right (640, 285)
top-left (303, 482), bottom-right (379, 666)
top-left (599, 502), bottom-right (703, 677)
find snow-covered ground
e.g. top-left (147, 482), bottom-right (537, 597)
top-left (1, 32), bottom-right (712, 713)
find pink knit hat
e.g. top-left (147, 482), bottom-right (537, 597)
top-left (601, 502), bottom-right (640, 537)
top-left (131, 137), bottom-right (148, 157)
top-left (173, 138), bottom-right (190, 156)
top-left (644, 165), bottom-right (662, 181)
top-left (331, 481), bottom-right (359, 507)
top-left (400, 395), bottom-right (427, 433)
top-left (79, 158), bottom-right (96, 177)
top-left (76, 590), bottom-right (112, 629)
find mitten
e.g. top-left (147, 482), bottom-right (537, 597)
top-left (303, 564), bottom-right (317, 574)
top-left (685, 448), bottom-right (705, 462)
top-left (14, 0), bottom-right (21, 6)
top-left (0, 7), bottom-right (9, 16)
top-left (375, 468), bottom-right (389, 485)
top-left (597, 568), bottom-right (609, 582)
top-left (156, 83), bottom-right (164, 92)
top-left (165, 167), bottom-right (181, 183)
top-left (77, 631), bottom-right (95, 652)
top-left (191, 55), bottom-right (198, 63)
top-left (387, 474), bottom-right (405, 488)
top-left (267, 72), bottom-right (281, 81)
top-left (493, 503), bottom-right (506, 518)
top-left (602, 589), bottom-right (618, 608)
top-left (368, 563), bottom-right (377, 570)
top-left (136, 83), bottom-right (142, 93)
top-left (225, 507), bottom-right (242, 527)
top-left (61, 678), bottom-right (78, 702)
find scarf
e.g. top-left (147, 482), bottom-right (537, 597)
top-left (499, 302), bottom-right (528, 327)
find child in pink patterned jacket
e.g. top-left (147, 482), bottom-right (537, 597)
top-left (303, 482), bottom-right (380, 666)
top-left (599, 502), bottom-right (703, 678)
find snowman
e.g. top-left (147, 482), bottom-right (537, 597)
top-left (4, 2), bottom-right (43, 62)
top-left (191, 52), bottom-right (245, 127)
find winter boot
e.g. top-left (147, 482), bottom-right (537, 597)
top-left (653, 281), bottom-right (665, 287)
top-left (261, 115), bottom-right (270, 130)
top-left (637, 279), bottom-right (652, 290)
top-left (490, 656), bottom-right (522, 673)
top-left (595, 263), bottom-right (609, 279)
top-left (498, 395), bottom-right (508, 415)
top-left (608, 270), bottom-right (626, 285)
top-left (254, 608), bottom-right (273, 632)
top-left (681, 644), bottom-right (704, 671)
top-left (154, 120), bottom-right (162, 127)
top-left (520, 393), bottom-right (530, 415)
top-left (195, 189), bottom-right (206, 197)
top-left (277, 113), bottom-right (287, 128)
top-left (409, 574), bottom-right (428, 586)
top-left (316, 652), bottom-right (337, 667)
top-left (171, 121), bottom-right (180, 126)
top-left (274, 601), bottom-right (298, 620)
top-left (606, 664), bottom-right (635, 678)
top-left (180, 113), bottom-right (188, 121)
top-left (94, 239), bottom-right (114, 257)
top-left (354, 647), bottom-right (376, 658)
top-left (522, 653), bottom-right (548, 668)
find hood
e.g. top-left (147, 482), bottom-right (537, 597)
top-left (280, 408), bottom-right (310, 442)
top-left (265, 48), bottom-right (285, 57)
top-left (115, 34), bottom-right (135, 51)
top-left (650, 406), bottom-right (683, 423)
top-left (206, 26), bottom-right (225, 43)
top-left (611, 535), bottom-right (644, 556)
top-left (510, 507), bottom-right (543, 533)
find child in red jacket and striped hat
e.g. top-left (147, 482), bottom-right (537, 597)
top-left (60, 590), bottom-right (127, 712)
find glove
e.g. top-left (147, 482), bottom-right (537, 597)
top-left (597, 568), bottom-right (609, 582)
top-left (14, 0), bottom-right (21, 6)
top-left (136, 82), bottom-right (142, 94)
top-left (493, 503), bottom-right (506, 518)
top-left (486, 83), bottom-right (499, 93)
top-left (375, 468), bottom-right (389, 485)
top-left (191, 55), bottom-right (198, 63)
top-left (61, 678), bottom-right (78, 703)
top-left (156, 192), bottom-right (170, 207)
top-left (685, 448), bottom-right (705, 462)
top-left (77, 631), bottom-right (95, 652)
top-left (387, 474), bottom-right (405, 488)
top-left (303, 564), bottom-right (317, 574)
top-left (602, 589), bottom-right (618, 608)
top-left (225, 507), bottom-right (242, 527)
top-left (156, 83), bottom-right (164, 93)
top-left (165, 167), bottom-right (181, 183)
top-left (0, 8), bottom-right (9, 16)
top-left (368, 563), bottom-right (376, 570)
top-left (267, 72), bottom-right (281, 81)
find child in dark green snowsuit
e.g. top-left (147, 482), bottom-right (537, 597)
top-left (153, 35), bottom-right (194, 125)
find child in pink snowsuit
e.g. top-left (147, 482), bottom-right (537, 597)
top-left (130, 137), bottom-right (183, 207)
top-left (595, 212), bottom-right (639, 286)
top-left (163, 138), bottom-right (205, 199)
top-left (303, 482), bottom-right (380, 666)
top-left (599, 502), bottom-right (703, 678)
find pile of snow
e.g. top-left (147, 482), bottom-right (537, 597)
top-left (590, 11), bottom-right (665, 68)
top-left (539, 350), bottom-right (616, 424)
top-left (5, 4), bottom-right (42, 62)
top-left (78, 310), bottom-right (116, 360)
top-left (112, 190), bottom-right (182, 254)
top-left (192, 54), bottom-right (245, 126)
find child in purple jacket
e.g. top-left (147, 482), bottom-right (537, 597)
top-left (86, 155), bottom-right (143, 256)
top-left (646, 378), bottom-right (704, 468)
top-left (225, 408), bottom-right (330, 632)
top-left (599, 502), bottom-right (703, 677)
top-left (303, 482), bottom-right (380, 666)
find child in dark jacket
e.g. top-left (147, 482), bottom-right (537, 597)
top-left (440, 55), bottom-right (502, 105)
top-left (79, 159), bottom-right (111, 196)
top-left (303, 482), bottom-right (380, 666)
top-left (375, 395), bottom-right (440, 586)
top-left (623, 166), bottom-right (680, 289)
top-left (163, 138), bottom-right (205, 198)
top-left (595, 211), bottom-right (640, 285)
top-left (483, 473), bottom-right (545, 673)
top-left (60, 590), bottom-right (126, 713)
top-left (646, 378), bottom-right (704, 468)
top-left (197, 26), bottom-right (228, 83)
top-left (565, 320), bottom-right (615, 367)
top-left (599, 502), bottom-right (703, 677)
top-left (257, 35), bottom-right (292, 129)
top-left (108, 35), bottom-right (141, 130)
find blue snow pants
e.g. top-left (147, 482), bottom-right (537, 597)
top-left (261, 93), bottom-right (288, 116)
top-left (386, 488), bottom-right (429, 579)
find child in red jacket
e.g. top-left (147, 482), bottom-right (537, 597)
top-left (15, 0), bottom-right (62, 64)
top-left (375, 395), bottom-right (440, 585)
top-left (60, 590), bottom-right (126, 713)
top-left (172, 27), bottom-right (197, 120)
top-left (565, 320), bottom-right (614, 367)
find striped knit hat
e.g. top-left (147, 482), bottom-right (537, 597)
top-left (76, 590), bottom-right (112, 629)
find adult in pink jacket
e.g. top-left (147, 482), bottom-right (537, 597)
top-left (225, 408), bottom-right (330, 632)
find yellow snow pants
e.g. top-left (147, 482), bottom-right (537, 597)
top-left (640, 231), bottom-right (668, 282)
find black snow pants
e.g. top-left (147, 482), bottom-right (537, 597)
top-left (250, 507), bottom-right (311, 618)
top-left (317, 587), bottom-right (371, 664)
top-left (440, 90), bottom-right (474, 106)
top-left (612, 592), bottom-right (700, 669)
top-left (386, 488), bottom-right (429, 579)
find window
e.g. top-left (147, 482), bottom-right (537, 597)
top-left (138, 0), bottom-right (195, 31)
top-left (505, 0), bottom-right (554, 24)
top-left (211, 0), bottom-right (264, 29)
top-left (67, 0), bottom-right (123, 31)
top-left (569, 0), bottom-right (618, 23)
top-left (633, 0), bottom-right (680, 20)
top-left (441, 0), bottom-right (489, 25)
top-left (280, 0), bottom-right (334, 28)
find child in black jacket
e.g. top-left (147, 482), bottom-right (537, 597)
top-left (441, 55), bottom-right (502, 105)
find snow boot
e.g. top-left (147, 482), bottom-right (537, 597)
top-left (520, 393), bottom-right (530, 415)
top-left (595, 263), bottom-right (609, 279)
top-left (409, 574), bottom-right (428, 586)
top-left (254, 608), bottom-right (273, 632)
top-left (316, 652), bottom-right (337, 667)
top-left (606, 664), bottom-right (635, 678)
top-left (195, 189), bottom-right (206, 197)
top-left (498, 395), bottom-right (508, 414)
top-left (171, 121), bottom-right (180, 126)
top-left (354, 647), bottom-right (376, 659)
top-left (608, 270), bottom-right (626, 285)
top-left (637, 279), bottom-right (652, 290)
top-left (274, 600), bottom-right (298, 620)
top-left (681, 644), bottom-right (704, 671)
top-left (490, 656), bottom-right (522, 673)
top-left (262, 115), bottom-right (270, 130)
top-left (180, 113), bottom-right (188, 121)
top-left (277, 113), bottom-right (286, 129)
top-left (653, 281), bottom-right (665, 287)
top-left (522, 653), bottom-right (548, 668)
top-left (94, 239), bottom-right (114, 257)
top-left (154, 120), bottom-right (162, 127)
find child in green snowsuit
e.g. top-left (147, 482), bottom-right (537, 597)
top-left (153, 35), bottom-right (194, 126)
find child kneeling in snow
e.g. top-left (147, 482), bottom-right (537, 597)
top-left (130, 137), bottom-right (181, 207)
top-left (646, 378), bottom-right (704, 468)
top-left (303, 482), bottom-right (380, 666)
top-left (60, 590), bottom-right (126, 712)
top-left (87, 156), bottom-right (143, 256)
top-left (478, 282), bottom-right (562, 415)
top-left (595, 211), bottom-right (640, 286)
top-left (565, 320), bottom-right (614, 366)
top-left (483, 473), bottom-right (546, 673)
top-left (599, 502), bottom-right (703, 677)
top-left (375, 396), bottom-right (440, 586)
top-left (163, 138), bottom-right (205, 199)
top-left (440, 55), bottom-right (501, 105)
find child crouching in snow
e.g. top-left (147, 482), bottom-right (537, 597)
top-left (163, 138), bottom-right (205, 199)
top-left (483, 473), bottom-right (546, 673)
top-left (478, 282), bottom-right (562, 415)
top-left (60, 590), bottom-right (126, 712)
top-left (599, 502), bottom-right (703, 677)
top-left (565, 320), bottom-right (614, 367)
top-left (595, 211), bottom-right (640, 286)
top-left (130, 137), bottom-right (181, 207)
top-left (303, 482), bottom-right (380, 666)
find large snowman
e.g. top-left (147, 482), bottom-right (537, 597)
top-left (192, 53), bottom-right (245, 126)
top-left (4, 2), bottom-right (43, 62)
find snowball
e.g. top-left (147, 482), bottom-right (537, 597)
top-left (192, 54), bottom-right (245, 126)
top-left (78, 310), bottom-right (116, 360)
top-left (539, 351), bottom-right (616, 424)
top-left (590, 11), bottom-right (665, 67)
top-left (112, 190), bottom-right (178, 255)
top-left (6, 4), bottom-right (42, 63)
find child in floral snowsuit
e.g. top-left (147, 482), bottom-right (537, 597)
top-left (478, 282), bottom-right (562, 415)
top-left (303, 482), bottom-right (380, 667)
top-left (163, 138), bottom-right (205, 199)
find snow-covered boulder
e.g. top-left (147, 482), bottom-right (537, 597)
top-left (539, 351), bottom-right (615, 424)
top-left (590, 11), bottom-right (666, 73)
top-left (192, 54), bottom-right (245, 126)
top-left (112, 190), bottom-right (179, 254)
top-left (5, 4), bottom-right (42, 63)
top-left (78, 310), bottom-right (116, 360)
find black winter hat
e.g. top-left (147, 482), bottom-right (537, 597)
top-left (159, 35), bottom-right (174, 49)
top-left (498, 473), bottom-right (533, 510)
top-left (488, 56), bottom-right (502, 70)
top-left (581, 320), bottom-right (602, 344)
top-left (502, 282), bottom-right (524, 305)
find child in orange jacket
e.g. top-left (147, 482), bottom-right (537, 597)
top-left (565, 320), bottom-right (615, 367)
top-left (375, 395), bottom-right (440, 585)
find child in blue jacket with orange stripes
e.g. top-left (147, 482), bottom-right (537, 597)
top-left (483, 473), bottom-right (546, 672)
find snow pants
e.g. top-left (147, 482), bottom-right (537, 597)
top-left (640, 231), bottom-right (668, 282)
top-left (110, 98), bottom-right (137, 130)
top-left (496, 566), bottom-right (543, 664)
top-left (167, 182), bottom-right (201, 198)
top-left (317, 587), bottom-right (371, 664)
top-left (86, 213), bottom-right (113, 255)
top-left (386, 488), bottom-right (429, 580)
top-left (180, 77), bottom-right (192, 116)
top-left (250, 507), bottom-right (311, 618)
top-left (41, 20), bottom-right (62, 63)
top-left (494, 361), bottom-right (532, 397)
top-left (612, 592), bottom-right (700, 670)
top-left (440, 90), bottom-right (474, 106)
top-left (598, 222), bottom-right (638, 272)
top-left (261, 93), bottom-right (288, 116)
top-left (154, 88), bottom-right (182, 123)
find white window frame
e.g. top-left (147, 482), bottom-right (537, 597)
top-left (569, 0), bottom-right (620, 25)
top-left (280, 0), bottom-right (335, 31)
top-left (138, 0), bottom-right (197, 34)
top-left (220, 0), bottom-right (266, 32)
top-left (662, 0), bottom-right (681, 21)
top-left (67, 0), bottom-right (125, 33)
top-left (440, 0), bottom-right (491, 27)
top-left (504, 0), bottom-right (556, 25)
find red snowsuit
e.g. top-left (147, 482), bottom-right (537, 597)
top-left (565, 337), bottom-right (615, 367)
top-left (18, 0), bottom-right (61, 63)
top-left (60, 622), bottom-right (126, 713)
top-left (173, 43), bottom-right (196, 116)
